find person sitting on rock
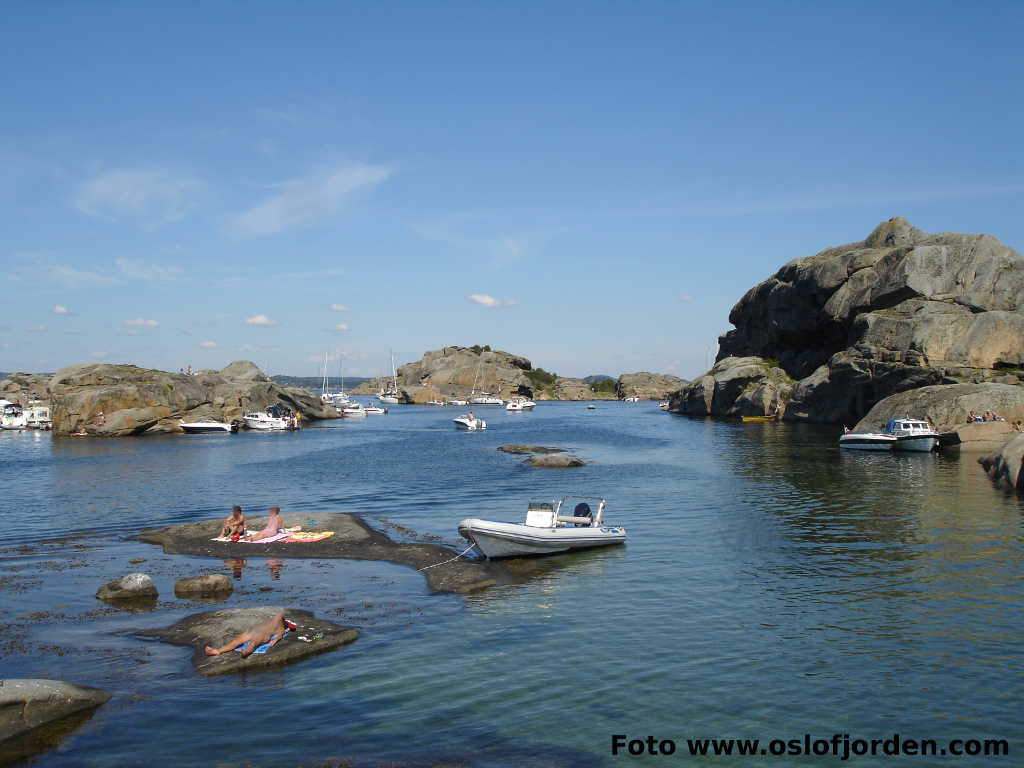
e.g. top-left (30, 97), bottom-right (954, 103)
top-left (204, 613), bottom-right (297, 658)
top-left (219, 506), bottom-right (247, 540)
top-left (967, 411), bottom-right (977, 423)
top-left (246, 507), bottom-right (285, 542)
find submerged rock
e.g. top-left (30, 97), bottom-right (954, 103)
top-left (96, 573), bottom-right (157, 600)
top-left (0, 679), bottom-right (112, 753)
top-left (174, 574), bottom-right (234, 597)
top-left (134, 607), bottom-right (358, 676)
top-left (497, 444), bottom-right (567, 454)
top-left (525, 454), bottom-right (586, 468)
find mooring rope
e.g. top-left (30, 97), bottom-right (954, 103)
top-left (417, 543), bottom-right (478, 571)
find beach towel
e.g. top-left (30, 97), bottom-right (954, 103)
top-left (284, 531), bottom-right (334, 543)
top-left (210, 528), bottom-right (298, 543)
top-left (236, 628), bottom-right (290, 655)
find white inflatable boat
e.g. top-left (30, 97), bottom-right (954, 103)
top-left (458, 496), bottom-right (626, 558)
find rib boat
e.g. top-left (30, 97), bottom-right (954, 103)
top-left (458, 496), bottom-right (626, 558)
top-left (180, 420), bottom-right (238, 434)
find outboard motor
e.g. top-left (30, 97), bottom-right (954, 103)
top-left (573, 502), bottom-right (592, 527)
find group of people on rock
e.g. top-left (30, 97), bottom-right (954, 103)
top-left (218, 505), bottom-right (286, 542)
top-left (967, 410), bottom-right (1006, 423)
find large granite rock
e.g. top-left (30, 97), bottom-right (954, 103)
top-left (852, 383), bottom-right (1024, 432)
top-left (979, 434), bottom-right (1024, 492)
top-left (688, 217), bottom-right (1024, 423)
top-left (553, 377), bottom-right (594, 401)
top-left (174, 574), bottom-right (234, 597)
top-left (134, 607), bottom-right (358, 676)
top-left (48, 361), bottom-right (336, 436)
top-left (617, 372), bottom-right (687, 400)
top-left (0, 372), bottom-right (50, 403)
top-left (669, 356), bottom-right (794, 417)
top-left (0, 679), bottom-right (112, 752)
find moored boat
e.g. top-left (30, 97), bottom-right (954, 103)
top-left (838, 431), bottom-right (896, 451)
top-left (885, 418), bottom-right (940, 452)
top-left (180, 420), bottom-right (238, 434)
top-left (453, 413), bottom-right (486, 430)
top-left (458, 496), bottom-right (626, 558)
top-left (243, 406), bottom-right (299, 431)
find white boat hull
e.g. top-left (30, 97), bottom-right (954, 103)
top-left (470, 397), bottom-right (503, 405)
top-left (453, 416), bottom-right (486, 430)
top-left (378, 395), bottom-right (399, 404)
top-left (243, 416), bottom-right (295, 431)
top-left (894, 435), bottom-right (939, 452)
top-left (458, 518), bottom-right (626, 558)
top-left (839, 433), bottom-right (895, 451)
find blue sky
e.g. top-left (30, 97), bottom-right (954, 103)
top-left (2, 1), bottom-right (1022, 379)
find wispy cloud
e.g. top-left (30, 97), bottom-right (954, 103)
top-left (225, 163), bottom-right (392, 237)
top-left (467, 294), bottom-right (515, 308)
top-left (330, 303), bottom-right (351, 312)
top-left (52, 305), bottom-right (70, 315)
top-left (679, 295), bottom-right (693, 302)
top-left (239, 344), bottom-right (257, 352)
top-left (75, 169), bottom-right (201, 228)
top-left (115, 257), bottom-right (183, 281)
top-left (26, 325), bottom-right (48, 333)
top-left (125, 317), bottom-right (159, 327)
top-left (199, 340), bottom-right (217, 348)
top-left (245, 314), bottom-right (277, 326)
top-left (333, 323), bottom-right (350, 331)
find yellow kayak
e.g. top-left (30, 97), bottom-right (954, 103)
top-left (741, 416), bottom-right (775, 422)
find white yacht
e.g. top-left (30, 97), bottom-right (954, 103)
top-left (458, 496), bottom-right (626, 559)
top-left (362, 403), bottom-right (387, 415)
top-left (470, 395), bottom-right (503, 405)
top-left (658, 401), bottom-right (670, 410)
top-left (377, 352), bottom-right (402, 404)
top-left (838, 431), bottom-right (897, 451)
top-left (885, 418), bottom-right (940, 452)
top-left (243, 407), bottom-right (298, 431)
top-left (340, 402), bottom-right (368, 418)
top-left (180, 420), bottom-right (237, 434)
top-left (449, 398), bottom-right (468, 406)
top-left (505, 397), bottom-right (535, 411)
top-left (0, 403), bottom-right (27, 430)
top-left (623, 396), bottom-right (640, 403)
top-left (24, 402), bottom-right (52, 430)
top-left (453, 413), bottom-right (486, 430)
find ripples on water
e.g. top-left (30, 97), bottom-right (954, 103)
top-left (1, 404), bottom-right (1022, 766)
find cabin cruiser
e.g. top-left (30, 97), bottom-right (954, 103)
top-left (458, 496), bottom-right (626, 558)
top-left (0, 403), bottom-right (27, 430)
top-left (340, 402), bottom-right (368, 418)
top-left (24, 402), bottom-right (52, 430)
top-left (658, 401), bottom-right (669, 410)
top-left (623, 396), bottom-right (640, 403)
top-left (453, 413), bottom-right (486, 430)
top-left (885, 418), bottom-right (940, 452)
top-left (505, 397), bottom-right (535, 411)
top-left (180, 420), bottom-right (238, 434)
top-left (470, 394), bottom-right (503, 405)
top-left (449, 398), bottom-right (468, 406)
top-left (363, 403), bottom-right (387, 414)
top-left (243, 405), bottom-right (299, 431)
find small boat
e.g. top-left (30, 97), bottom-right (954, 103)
top-left (623, 396), bottom-right (640, 403)
top-left (742, 416), bottom-right (775, 422)
top-left (449, 398), bottom-right (468, 406)
top-left (470, 395), bottom-right (503, 405)
top-left (658, 401), bottom-right (669, 410)
top-left (341, 403), bottom-right (368, 418)
top-left (505, 397), bottom-right (535, 411)
top-left (586, 404), bottom-right (597, 410)
top-left (426, 399), bottom-right (447, 406)
top-left (838, 431), bottom-right (896, 451)
top-left (24, 402), bottom-right (52, 430)
top-left (363, 403), bottom-right (387, 415)
top-left (453, 413), bottom-right (486, 430)
top-left (458, 496), bottom-right (626, 558)
top-left (180, 420), bottom-right (237, 434)
top-left (243, 406), bottom-right (299, 431)
top-left (0, 403), bottom-right (27, 430)
top-left (885, 418), bottom-right (940, 452)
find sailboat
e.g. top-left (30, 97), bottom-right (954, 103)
top-left (469, 351), bottom-right (503, 405)
top-left (377, 352), bottom-right (400, 404)
top-left (320, 352), bottom-right (351, 407)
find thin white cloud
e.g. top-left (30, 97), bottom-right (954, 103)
top-left (225, 163), bottom-right (392, 237)
top-left (679, 295), bottom-right (693, 302)
top-left (125, 317), bottom-right (159, 327)
top-left (26, 325), bottom-right (48, 333)
top-left (75, 169), bottom-right (200, 227)
top-left (333, 323), bottom-right (350, 331)
top-left (467, 294), bottom-right (516, 308)
top-left (245, 314), bottom-right (277, 326)
top-left (239, 344), bottom-right (256, 352)
top-left (115, 257), bottom-right (183, 281)
top-left (52, 305), bottom-right (69, 314)
top-left (330, 303), bottom-right (351, 312)
top-left (199, 340), bottom-right (217, 348)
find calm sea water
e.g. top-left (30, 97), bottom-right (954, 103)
top-left (1, 402), bottom-right (1022, 766)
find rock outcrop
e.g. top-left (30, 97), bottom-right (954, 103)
top-left (552, 377), bottom-right (594, 401)
top-left (669, 356), bottom-right (794, 417)
top-left (617, 372), bottom-right (687, 400)
top-left (525, 454), bottom-right (586, 468)
top-left (96, 573), bottom-right (158, 600)
top-left (0, 372), bottom-right (50, 403)
top-left (979, 434), bottom-right (1024, 492)
top-left (671, 218), bottom-right (1024, 422)
top-left (0, 679), bottom-right (112, 753)
top-left (48, 361), bottom-right (335, 436)
top-left (174, 574), bottom-right (234, 597)
top-left (852, 383), bottom-right (1024, 432)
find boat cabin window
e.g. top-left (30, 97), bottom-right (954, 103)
top-left (526, 501), bottom-right (555, 527)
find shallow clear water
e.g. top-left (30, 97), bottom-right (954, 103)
top-left (1, 403), bottom-right (1022, 766)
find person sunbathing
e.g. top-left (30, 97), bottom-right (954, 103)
top-left (204, 613), bottom-right (296, 658)
top-left (219, 506), bottom-right (247, 539)
top-left (246, 507), bottom-right (285, 542)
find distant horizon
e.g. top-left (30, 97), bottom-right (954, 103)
top-left (3, 3), bottom-right (1022, 379)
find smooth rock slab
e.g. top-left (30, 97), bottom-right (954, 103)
top-left (95, 572), bottom-right (157, 600)
top-left (174, 573), bottom-right (234, 597)
top-left (134, 607), bottom-right (358, 676)
top-left (525, 454), bottom-right (586, 468)
top-left (0, 679), bottom-right (112, 749)
top-left (497, 444), bottom-right (567, 454)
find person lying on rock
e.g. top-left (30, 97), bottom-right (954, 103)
top-left (219, 506), bottom-right (247, 540)
top-left (246, 506), bottom-right (285, 542)
top-left (204, 613), bottom-right (297, 657)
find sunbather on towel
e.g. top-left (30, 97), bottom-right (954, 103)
top-left (246, 507), bottom-right (285, 541)
top-left (219, 506), bottom-right (247, 539)
top-left (204, 613), bottom-right (296, 658)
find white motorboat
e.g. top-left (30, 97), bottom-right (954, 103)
top-left (623, 396), bottom-right (640, 403)
top-left (586, 404), bottom-right (597, 409)
top-left (425, 399), bottom-right (447, 406)
top-left (505, 397), bottom-right (535, 411)
top-left (341, 402), bottom-right (368, 418)
top-left (363, 403), bottom-right (388, 415)
top-left (180, 420), bottom-right (237, 434)
top-left (885, 418), bottom-right (940, 452)
top-left (838, 431), bottom-right (896, 451)
top-left (24, 402), bottom-right (52, 430)
top-left (0, 403), bottom-right (27, 430)
top-left (470, 395), bottom-right (503, 405)
top-left (243, 407), bottom-right (298, 431)
top-left (453, 413), bottom-right (486, 430)
top-left (458, 496), bottom-right (626, 559)
top-left (658, 401), bottom-right (669, 410)
top-left (449, 399), bottom-right (468, 406)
